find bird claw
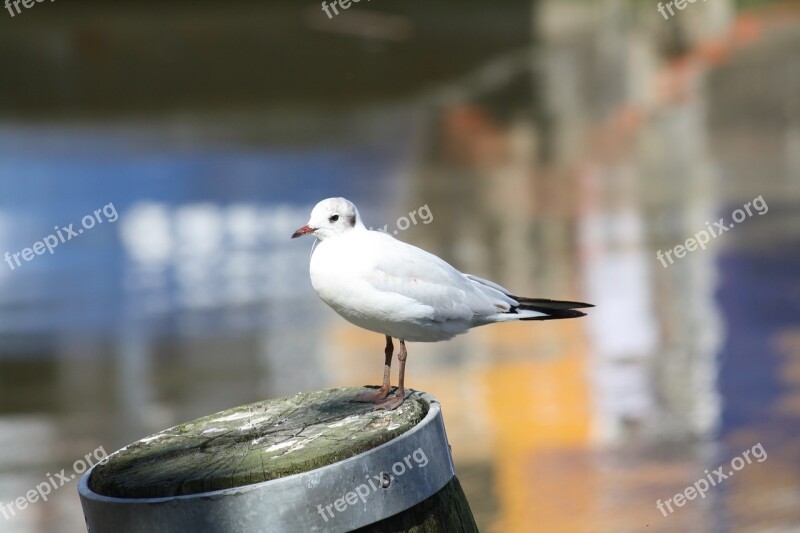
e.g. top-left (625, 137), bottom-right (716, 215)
top-left (372, 391), bottom-right (405, 411)
top-left (351, 387), bottom-right (391, 403)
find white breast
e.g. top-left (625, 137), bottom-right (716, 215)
top-left (307, 232), bottom-right (467, 342)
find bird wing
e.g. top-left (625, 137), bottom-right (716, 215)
top-left (359, 232), bottom-right (513, 323)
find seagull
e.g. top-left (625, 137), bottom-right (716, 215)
top-left (292, 197), bottom-right (593, 410)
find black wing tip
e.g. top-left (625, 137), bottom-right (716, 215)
top-left (509, 296), bottom-right (595, 310)
top-left (508, 295), bottom-right (593, 320)
top-left (519, 308), bottom-right (588, 321)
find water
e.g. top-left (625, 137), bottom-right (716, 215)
top-left (1, 2), bottom-right (800, 533)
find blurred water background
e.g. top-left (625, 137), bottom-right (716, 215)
top-left (1, 1), bottom-right (799, 531)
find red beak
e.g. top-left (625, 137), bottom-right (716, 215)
top-left (291, 225), bottom-right (315, 239)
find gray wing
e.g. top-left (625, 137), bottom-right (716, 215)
top-left (361, 232), bottom-right (517, 322)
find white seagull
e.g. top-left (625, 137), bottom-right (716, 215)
top-left (292, 197), bottom-right (593, 410)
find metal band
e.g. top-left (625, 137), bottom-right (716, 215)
top-left (79, 393), bottom-right (455, 533)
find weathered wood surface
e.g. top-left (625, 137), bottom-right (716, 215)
top-left (89, 387), bottom-right (427, 499)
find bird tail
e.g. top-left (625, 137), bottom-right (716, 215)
top-left (464, 274), bottom-right (593, 322)
top-left (509, 296), bottom-right (594, 321)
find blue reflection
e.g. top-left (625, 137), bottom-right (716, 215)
top-left (0, 121), bottom-right (415, 339)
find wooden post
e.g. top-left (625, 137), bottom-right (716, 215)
top-left (79, 387), bottom-right (478, 533)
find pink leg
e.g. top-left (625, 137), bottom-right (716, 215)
top-left (374, 339), bottom-right (407, 411)
top-left (352, 336), bottom-right (393, 403)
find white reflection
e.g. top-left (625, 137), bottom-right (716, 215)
top-left (175, 203), bottom-right (224, 257)
top-left (119, 201), bottom-right (312, 314)
top-left (581, 199), bottom-right (659, 443)
top-left (118, 203), bottom-right (173, 269)
top-left (226, 205), bottom-right (262, 248)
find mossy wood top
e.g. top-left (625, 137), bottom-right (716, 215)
top-left (89, 387), bottom-right (427, 499)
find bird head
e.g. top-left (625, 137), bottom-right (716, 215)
top-left (292, 197), bottom-right (362, 241)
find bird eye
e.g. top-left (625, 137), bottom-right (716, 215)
top-left (329, 214), bottom-right (339, 222)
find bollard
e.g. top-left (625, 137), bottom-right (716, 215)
top-left (78, 387), bottom-right (478, 533)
